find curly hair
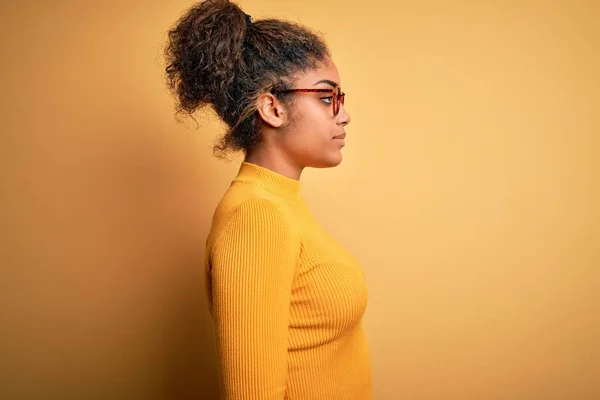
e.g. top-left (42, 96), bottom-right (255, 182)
top-left (164, 0), bottom-right (330, 158)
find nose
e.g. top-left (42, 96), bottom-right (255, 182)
top-left (336, 104), bottom-right (351, 126)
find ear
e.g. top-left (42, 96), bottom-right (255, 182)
top-left (256, 92), bottom-right (286, 128)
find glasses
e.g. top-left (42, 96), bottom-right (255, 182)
top-left (271, 86), bottom-right (345, 116)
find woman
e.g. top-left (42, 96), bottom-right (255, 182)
top-left (164, 1), bottom-right (372, 398)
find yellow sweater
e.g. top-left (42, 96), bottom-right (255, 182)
top-left (205, 162), bottom-right (372, 400)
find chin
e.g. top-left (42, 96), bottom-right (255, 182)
top-left (309, 153), bottom-right (343, 169)
top-left (329, 153), bottom-right (343, 167)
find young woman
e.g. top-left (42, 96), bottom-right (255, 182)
top-left (164, 1), bottom-right (371, 398)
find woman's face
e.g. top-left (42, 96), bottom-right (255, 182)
top-left (273, 57), bottom-right (352, 169)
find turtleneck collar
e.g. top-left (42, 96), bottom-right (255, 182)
top-left (233, 162), bottom-right (302, 199)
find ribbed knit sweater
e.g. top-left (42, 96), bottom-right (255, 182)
top-left (204, 161), bottom-right (372, 399)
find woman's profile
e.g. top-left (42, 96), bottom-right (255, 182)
top-left (164, 0), bottom-right (372, 398)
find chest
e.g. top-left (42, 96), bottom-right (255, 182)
top-left (291, 221), bottom-right (369, 331)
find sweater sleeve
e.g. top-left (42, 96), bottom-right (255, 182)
top-left (210, 199), bottom-right (299, 400)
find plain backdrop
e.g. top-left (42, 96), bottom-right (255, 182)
top-left (1, 1), bottom-right (599, 398)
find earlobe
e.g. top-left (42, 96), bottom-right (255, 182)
top-left (257, 93), bottom-right (284, 128)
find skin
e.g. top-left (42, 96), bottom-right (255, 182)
top-left (244, 56), bottom-right (352, 180)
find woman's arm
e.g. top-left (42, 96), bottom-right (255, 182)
top-left (211, 199), bottom-right (298, 399)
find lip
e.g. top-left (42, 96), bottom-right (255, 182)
top-left (333, 132), bottom-right (346, 140)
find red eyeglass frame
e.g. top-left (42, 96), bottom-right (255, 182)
top-left (270, 86), bottom-right (345, 116)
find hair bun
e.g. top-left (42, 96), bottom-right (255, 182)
top-left (164, 0), bottom-right (249, 118)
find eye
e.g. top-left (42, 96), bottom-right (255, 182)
top-left (320, 96), bottom-right (333, 104)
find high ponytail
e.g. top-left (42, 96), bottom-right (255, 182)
top-left (164, 0), bottom-right (330, 157)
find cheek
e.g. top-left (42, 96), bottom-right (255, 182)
top-left (284, 102), bottom-right (337, 155)
top-left (297, 98), bottom-right (333, 125)
top-left (301, 121), bottom-right (333, 150)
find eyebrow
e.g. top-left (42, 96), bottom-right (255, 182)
top-left (313, 79), bottom-right (339, 87)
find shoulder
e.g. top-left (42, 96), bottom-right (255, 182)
top-left (212, 198), bottom-right (298, 246)
top-left (225, 198), bottom-right (294, 235)
top-left (232, 198), bottom-right (288, 219)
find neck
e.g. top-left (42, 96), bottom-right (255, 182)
top-left (244, 147), bottom-right (304, 181)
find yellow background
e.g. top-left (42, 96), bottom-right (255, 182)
top-left (1, 1), bottom-right (598, 398)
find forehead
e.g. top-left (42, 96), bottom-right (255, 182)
top-left (293, 58), bottom-right (341, 88)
